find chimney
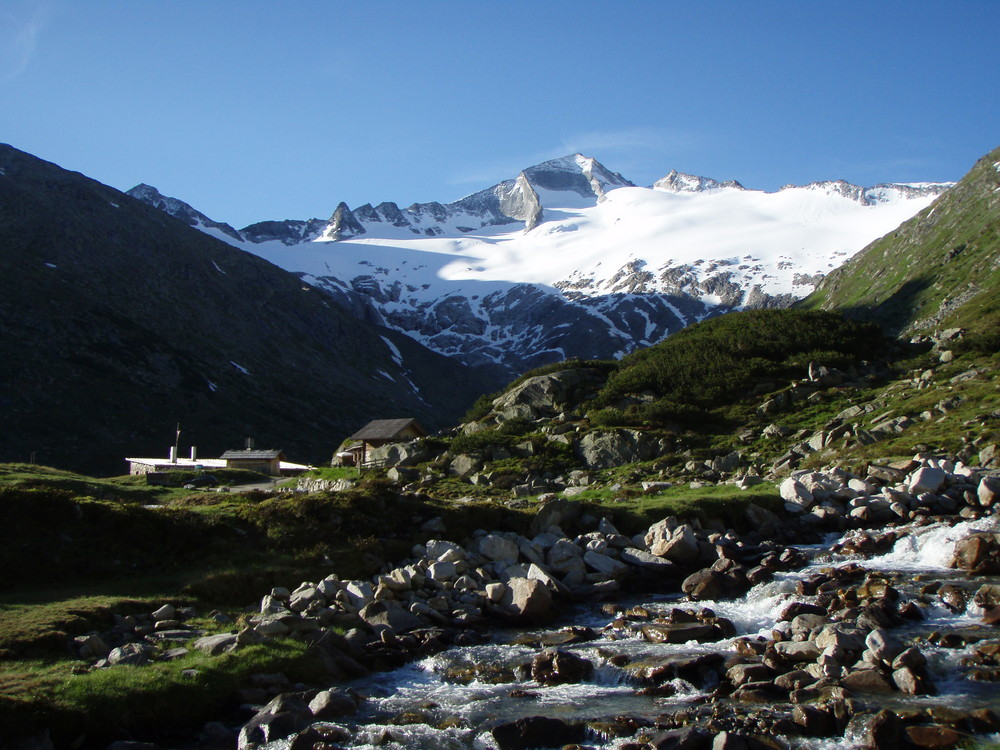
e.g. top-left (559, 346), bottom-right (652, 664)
top-left (245, 437), bottom-right (254, 450)
top-left (190, 446), bottom-right (197, 461)
top-left (169, 446), bottom-right (177, 463)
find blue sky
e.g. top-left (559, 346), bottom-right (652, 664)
top-left (1, 1), bottom-right (997, 229)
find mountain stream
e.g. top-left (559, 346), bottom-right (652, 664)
top-left (257, 515), bottom-right (1000, 749)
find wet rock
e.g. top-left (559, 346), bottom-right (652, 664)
top-left (627, 653), bottom-right (725, 689)
top-left (238, 692), bottom-right (315, 750)
top-left (712, 732), bottom-right (750, 750)
top-left (725, 663), bottom-right (771, 687)
top-left (775, 669), bottom-right (817, 691)
top-left (850, 709), bottom-right (903, 749)
top-left (892, 666), bottom-right (934, 695)
top-left (779, 601), bottom-right (826, 621)
top-left (530, 648), bottom-right (594, 685)
top-left (641, 623), bottom-right (718, 644)
top-left (905, 724), bottom-right (971, 749)
top-left (792, 704), bottom-right (837, 736)
top-left (973, 583), bottom-right (1000, 610)
top-left (952, 532), bottom-right (1000, 573)
top-left (646, 726), bottom-right (713, 749)
top-left (308, 688), bottom-right (360, 720)
top-left (937, 584), bottom-right (969, 612)
top-left (491, 716), bottom-right (586, 750)
top-left (286, 724), bottom-right (353, 750)
top-left (681, 568), bottom-right (726, 600)
top-left (840, 668), bottom-right (895, 693)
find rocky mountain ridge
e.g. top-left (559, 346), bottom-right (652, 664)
top-left (130, 154), bottom-right (952, 377)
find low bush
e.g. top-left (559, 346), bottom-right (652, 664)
top-left (589, 309), bottom-right (885, 427)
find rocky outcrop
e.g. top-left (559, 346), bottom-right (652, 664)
top-left (576, 429), bottom-right (670, 470)
top-left (490, 367), bottom-right (606, 423)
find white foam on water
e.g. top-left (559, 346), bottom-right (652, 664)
top-left (860, 516), bottom-right (1000, 572)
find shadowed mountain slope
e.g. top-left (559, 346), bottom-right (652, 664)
top-left (0, 145), bottom-right (494, 474)
top-left (800, 145), bottom-right (1000, 337)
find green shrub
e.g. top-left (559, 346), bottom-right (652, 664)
top-left (589, 310), bottom-right (885, 427)
top-left (449, 430), bottom-right (519, 456)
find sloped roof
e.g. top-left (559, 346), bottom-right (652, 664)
top-left (220, 449), bottom-right (284, 460)
top-left (349, 418), bottom-right (426, 441)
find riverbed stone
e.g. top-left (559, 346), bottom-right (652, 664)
top-left (681, 568), bottom-right (726, 600)
top-left (892, 666), bottom-right (932, 695)
top-left (774, 641), bottom-right (821, 662)
top-left (650, 523), bottom-right (701, 562)
top-left (646, 726), bottom-right (712, 749)
top-left (238, 692), bottom-right (314, 750)
top-left (641, 623), bottom-right (717, 644)
top-left (307, 688), bottom-right (359, 720)
top-left (841, 668), bottom-right (894, 693)
top-left (726, 663), bottom-right (771, 686)
top-left (893, 648), bottom-right (928, 674)
top-left (865, 628), bottom-right (903, 662)
top-left (952, 533), bottom-right (1000, 573)
top-left (905, 724), bottom-right (970, 749)
top-left (620, 547), bottom-right (678, 572)
top-left (491, 716), bottom-right (585, 750)
top-left (530, 648), bottom-right (594, 685)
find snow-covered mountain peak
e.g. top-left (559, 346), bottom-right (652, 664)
top-left (131, 155), bottom-right (954, 375)
top-left (653, 170), bottom-right (745, 194)
top-left (521, 153), bottom-right (633, 202)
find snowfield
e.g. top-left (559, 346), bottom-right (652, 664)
top-left (131, 156), bottom-right (951, 370)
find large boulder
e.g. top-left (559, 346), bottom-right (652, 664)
top-left (492, 716), bottom-right (586, 750)
top-left (909, 466), bottom-right (947, 495)
top-left (646, 522), bottom-right (701, 562)
top-left (491, 368), bottom-right (604, 422)
top-left (779, 477), bottom-right (815, 509)
top-left (978, 475), bottom-right (1000, 507)
top-left (530, 498), bottom-right (583, 536)
top-left (367, 440), bottom-right (435, 468)
top-left (479, 533), bottom-right (520, 563)
top-left (530, 648), bottom-right (594, 685)
top-left (502, 577), bottom-right (553, 622)
top-left (238, 692), bottom-right (314, 750)
top-left (953, 533), bottom-right (1000, 574)
top-left (576, 429), bottom-right (667, 470)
